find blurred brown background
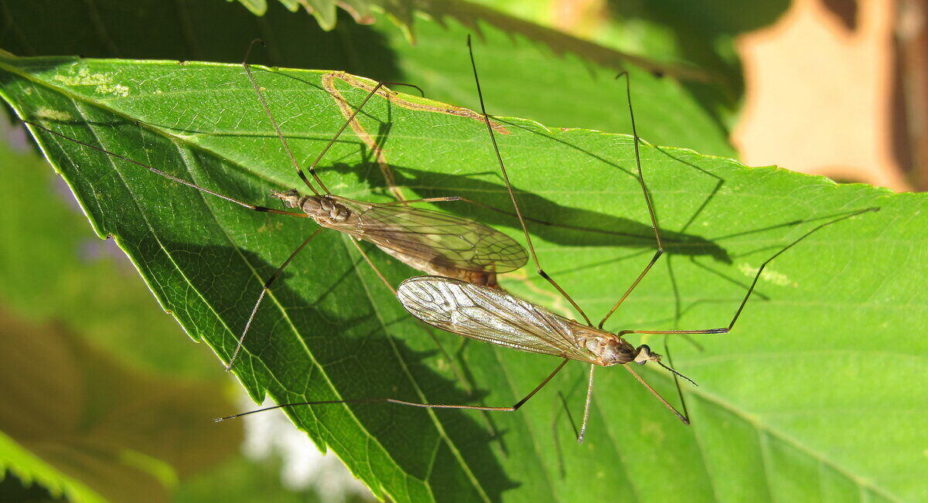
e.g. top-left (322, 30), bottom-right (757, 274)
top-left (734, 0), bottom-right (916, 191)
top-left (507, 0), bottom-right (923, 191)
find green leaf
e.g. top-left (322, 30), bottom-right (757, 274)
top-left (0, 126), bottom-right (353, 502)
top-left (0, 54), bottom-right (923, 503)
top-left (0, 91), bottom-right (245, 501)
top-left (0, 0), bottom-right (732, 157)
top-left (227, 0), bottom-right (721, 88)
top-left (0, 429), bottom-right (104, 503)
top-left (392, 18), bottom-right (734, 158)
top-left (0, 305), bottom-right (242, 503)
top-left (0, 115), bottom-right (222, 377)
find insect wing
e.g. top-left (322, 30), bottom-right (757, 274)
top-left (397, 276), bottom-right (597, 362)
top-left (336, 197), bottom-right (528, 274)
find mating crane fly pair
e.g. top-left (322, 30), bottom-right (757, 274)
top-left (20, 37), bottom-right (876, 442)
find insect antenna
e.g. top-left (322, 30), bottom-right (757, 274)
top-left (655, 359), bottom-right (698, 387)
top-left (22, 120), bottom-right (306, 218)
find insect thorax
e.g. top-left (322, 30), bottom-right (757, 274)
top-left (271, 190), bottom-right (352, 226)
top-left (572, 325), bottom-right (637, 366)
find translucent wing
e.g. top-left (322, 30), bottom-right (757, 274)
top-left (397, 276), bottom-right (599, 363)
top-left (334, 197), bottom-right (528, 274)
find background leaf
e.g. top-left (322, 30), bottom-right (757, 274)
top-left (0, 308), bottom-right (241, 502)
top-left (1, 50), bottom-right (923, 503)
top-left (0, 123), bottom-right (220, 376)
top-left (0, 131), bottom-right (244, 501)
top-left (0, 0), bottom-right (734, 157)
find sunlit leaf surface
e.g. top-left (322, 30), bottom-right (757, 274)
top-left (1, 55), bottom-right (924, 502)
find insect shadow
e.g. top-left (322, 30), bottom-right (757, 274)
top-left (327, 161), bottom-right (733, 263)
top-left (329, 97), bottom-right (733, 264)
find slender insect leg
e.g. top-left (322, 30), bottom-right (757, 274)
top-left (575, 73), bottom-right (693, 426)
top-left (466, 35), bottom-right (593, 327)
top-left (245, 40), bottom-right (427, 202)
top-left (22, 121), bottom-right (307, 218)
top-left (226, 227), bottom-right (326, 370)
top-left (347, 235), bottom-right (509, 440)
top-left (244, 41), bottom-right (423, 197)
top-left (617, 206), bottom-right (879, 338)
top-left (347, 236), bottom-right (398, 294)
top-left (577, 364), bottom-right (596, 443)
top-left (325, 76), bottom-right (425, 204)
top-left (597, 72), bottom-right (664, 330)
top-left (346, 236), bottom-right (480, 396)
top-left (216, 358), bottom-right (570, 421)
top-left (242, 39), bottom-right (325, 195)
top-left (623, 365), bottom-right (690, 424)
top-left (663, 341), bottom-right (690, 421)
top-left (300, 82), bottom-right (391, 195)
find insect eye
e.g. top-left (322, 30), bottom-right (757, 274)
top-left (635, 344), bottom-right (659, 365)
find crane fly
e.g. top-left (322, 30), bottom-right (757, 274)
top-left (22, 40), bottom-right (528, 372)
top-left (217, 36), bottom-right (878, 441)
